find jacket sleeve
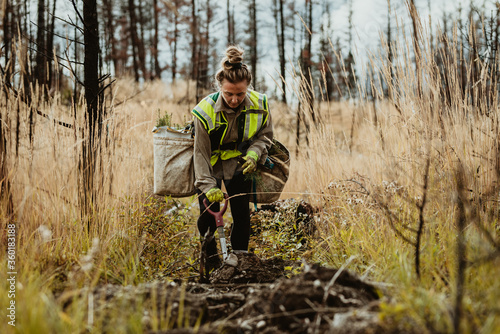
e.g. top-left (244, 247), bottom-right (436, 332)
top-left (247, 109), bottom-right (274, 164)
top-left (193, 117), bottom-right (218, 193)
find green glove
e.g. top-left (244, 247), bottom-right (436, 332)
top-left (242, 151), bottom-right (258, 175)
top-left (206, 187), bottom-right (224, 202)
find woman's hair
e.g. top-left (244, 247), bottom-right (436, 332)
top-left (215, 45), bottom-right (252, 86)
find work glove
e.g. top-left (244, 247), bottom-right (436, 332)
top-left (206, 187), bottom-right (224, 202)
top-left (242, 151), bottom-right (258, 175)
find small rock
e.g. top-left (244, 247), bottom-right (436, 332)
top-left (240, 319), bottom-right (253, 331)
top-left (256, 320), bottom-right (266, 329)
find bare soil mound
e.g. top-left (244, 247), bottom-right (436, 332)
top-left (209, 256), bottom-right (382, 333)
top-left (62, 253), bottom-right (383, 333)
top-left (209, 253), bottom-right (297, 284)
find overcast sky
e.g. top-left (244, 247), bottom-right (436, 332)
top-left (48, 0), bottom-right (498, 96)
top-left (330, 0), bottom-right (498, 54)
top-left (261, 0), bottom-right (498, 97)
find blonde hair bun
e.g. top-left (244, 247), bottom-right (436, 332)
top-left (216, 45), bottom-right (252, 85)
top-left (226, 46), bottom-right (243, 61)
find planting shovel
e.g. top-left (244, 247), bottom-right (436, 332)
top-left (203, 194), bottom-right (229, 261)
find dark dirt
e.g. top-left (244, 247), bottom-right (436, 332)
top-left (209, 253), bottom-right (297, 284)
top-left (62, 253), bottom-right (385, 334)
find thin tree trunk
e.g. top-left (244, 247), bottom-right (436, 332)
top-left (386, 0), bottom-right (393, 99)
top-left (82, 0), bottom-right (100, 225)
top-left (408, 0), bottom-right (422, 98)
top-left (137, 0), bottom-right (148, 80)
top-left (249, 0), bottom-right (257, 87)
top-left (227, 0), bottom-right (233, 45)
top-left (172, 0), bottom-right (179, 81)
top-left (103, 0), bottom-right (119, 76)
top-left (196, 0), bottom-right (211, 98)
top-left (344, 0), bottom-right (356, 99)
top-left (458, 5), bottom-right (466, 102)
top-left (190, 0), bottom-right (198, 81)
top-left (73, 8), bottom-right (79, 111)
top-left (3, 0), bottom-right (11, 79)
top-left (35, 0), bottom-right (46, 86)
top-left (152, 0), bottom-right (161, 79)
top-left (304, 0), bottom-right (314, 124)
top-left (47, 0), bottom-right (57, 89)
top-left (128, 0), bottom-right (140, 82)
top-left (291, 0), bottom-right (298, 63)
top-left (279, 0), bottom-right (286, 103)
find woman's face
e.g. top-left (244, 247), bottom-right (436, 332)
top-left (221, 80), bottom-right (248, 109)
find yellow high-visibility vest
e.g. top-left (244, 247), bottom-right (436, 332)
top-left (191, 90), bottom-right (269, 165)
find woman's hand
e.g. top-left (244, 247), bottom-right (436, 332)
top-left (206, 187), bottom-right (224, 202)
top-left (242, 151), bottom-right (258, 174)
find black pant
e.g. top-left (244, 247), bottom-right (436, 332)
top-left (197, 171), bottom-right (252, 255)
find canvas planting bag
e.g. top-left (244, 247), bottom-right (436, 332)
top-left (250, 139), bottom-right (290, 203)
top-left (152, 126), bottom-right (196, 197)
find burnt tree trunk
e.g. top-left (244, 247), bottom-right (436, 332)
top-left (35, 0), bottom-right (46, 87)
top-left (196, 0), bottom-right (212, 100)
top-left (190, 0), bottom-right (198, 81)
top-left (344, 0), bottom-right (356, 99)
top-left (303, 0), bottom-right (314, 125)
top-left (103, 0), bottom-right (119, 76)
top-left (278, 0), bottom-right (286, 104)
top-left (152, 0), bottom-right (161, 79)
top-left (82, 0), bottom-right (101, 226)
top-left (172, 0), bottom-right (180, 82)
top-left (137, 0), bottom-right (148, 80)
top-left (468, 7), bottom-right (478, 110)
top-left (319, 1), bottom-right (334, 101)
top-left (47, 0), bottom-right (57, 89)
top-left (3, 0), bottom-right (12, 79)
top-left (128, 0), bottom-right (140, 82)
top-left (248, 0), bottom-right (257, 87)
top-left (386, 0), bottom-right (393, 99)
top-left (227, 0), bottom-right (234, 45)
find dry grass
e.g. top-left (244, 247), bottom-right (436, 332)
top-left (1, 22), bottom-right (499, 334)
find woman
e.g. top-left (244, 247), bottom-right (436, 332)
top-left (191, 45), bottom-right (273, 272)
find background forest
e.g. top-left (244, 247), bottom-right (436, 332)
top-left (1, 0), bottom-right (500, 333)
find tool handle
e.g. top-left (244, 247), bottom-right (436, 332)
top-left (203, 193), bottom-right (229, 227)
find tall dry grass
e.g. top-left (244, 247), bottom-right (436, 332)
top-left (279, 19), bottom-right (500, 334)
top-left (0, 74), bottom-right (202, 332)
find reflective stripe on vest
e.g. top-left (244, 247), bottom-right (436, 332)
top-left (241, 90), bottom-right (268, 141)
top-left (191, 90), bottom-right (269, 165)
top-left (192, 93), bottom-right (219, 131)
top-left (210, 149), bottom-right (242, 165)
